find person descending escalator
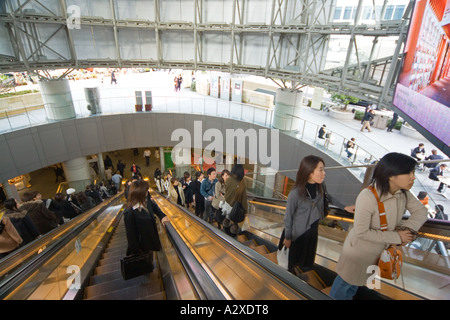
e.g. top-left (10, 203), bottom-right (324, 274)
top-left (123, 180), bottom-right (169, 273)
top-left (281, 155), bottom-right (354, 274)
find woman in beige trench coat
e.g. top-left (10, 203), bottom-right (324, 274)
top-left (329, 152), bottom-right (428, 300)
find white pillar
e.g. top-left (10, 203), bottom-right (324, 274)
top-left (225, 154), bottom-right (233, 171)
top-left (172, 146), bottom-right (191, 178)
top-left (2, 181), bottom-right (20, 202)
top-left (39, 78), bottom-right (76, 120)
top-left (262, 167), bottom-right (277, 198)
top-left (159, 147), bottom-right (165, 173)
top-left (272, 88), bottom-right (303, 131)
top-left (62, 157), bottom-right (92, 193)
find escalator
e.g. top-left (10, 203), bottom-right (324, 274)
top-left (0, 190), bottom-right (334, 300)
top-left (83, 217), bottom-right (165, 300)
top-left (4, 185), bottom-right (445, 300)
top-left (244, 194), bottom-right (450, 300)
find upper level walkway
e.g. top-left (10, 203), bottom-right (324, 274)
top-left (1, 70), bottom-right (448, 216)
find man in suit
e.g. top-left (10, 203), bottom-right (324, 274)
top-left (429, 164), bottom-right (448, 193)
top-left (424, 149), bottom-right (444, 169)
top-left (411, 143), bottom-right (426, 161)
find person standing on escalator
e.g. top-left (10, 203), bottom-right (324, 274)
top-left (281, 155), bottom-right (355, 274)
top-left (123, 180), bottom-right (169, 265)
top-left (329, 153), bottom-right (428, 300)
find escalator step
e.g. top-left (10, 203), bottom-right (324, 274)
top-left (242, 239), bottom-right (258, 247)
top-left (102, 249), bottom-right (126, 260)
top-left (252, 245), bottom-right (270, 255)
top-left (321, 286), bottom-right (332, 295)
top-left (85, 271), bottom-right (159, 299)
top-left (104, 244), bottom-right (128, 253)
top-left (264, 251), bottom-right (278, 264)
top-left (298, 270), bottom-right (327, 291)
top-left (107, 235), bottom-right (127, 243)
top-left (95, 261), bottom-right (121, 274)
top-left (98, 255), bottom-right (122, 266)
top-left (90, 270), bottom-right (124, 285)
top-left (138, 291), bottom-right (165, 300)
top-left (85, 278), bottom-right (163, 300)
top-left (237, 234), bottom-right (249, 243)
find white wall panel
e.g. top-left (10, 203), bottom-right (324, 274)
top-left (203, 0), bottom-right (234, 23)
top-left (0, 113), bottom-right (362, 203)
top-left (113, 0), bottom-right (155, 21)
top-left (160, 0), bottom-right (195, 22)
top-left (161, 30), bottom-right (195, 61)
top-left (241, 33), bottom-right (269, 67)
top-left (244, 0), bottom-right (272, 24)
top-left (119, 28), bottom-right (157, 60)
top-left (9, 0), bottom-right (62, 15)
top-left (67, 0), bottom-right (112, 19)
top-left (202, 32), bottom-right (231, 64)
top-left (34, 25), bottom-right (71, 60)
top-left (73, 26), bottom-right (117, 59)
top-left (0, 25), bottom-right (14, 57)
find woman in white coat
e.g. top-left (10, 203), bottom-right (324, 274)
top-left (329, 152), bottom-right (428, 300)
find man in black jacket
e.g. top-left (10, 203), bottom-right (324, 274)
top-left (429, 164), bottom-right (447, 193)
top-left (191, 171), bottom-right (205, 217)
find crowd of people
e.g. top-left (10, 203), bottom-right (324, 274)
top-left (0, 180), bottom-right (119, 259)
top-left (149, 164), bottom-right (247, 237)
top-left (0, 146), bottom-right (446, 299)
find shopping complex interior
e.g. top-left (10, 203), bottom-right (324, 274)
top-left (0, 0), bottom-right (449, 301)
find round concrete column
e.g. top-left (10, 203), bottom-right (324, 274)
top-left (272, 88), bottom-right (303, 131)
top-left (39, 78), bottom-right (76, 120)
top-left (62, 157), bottom-right (92, 193)
top-left (172, 146), bottom-right (191, 178)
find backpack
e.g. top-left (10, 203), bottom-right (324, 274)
top-left (367, 185), bottom-right (403, 280)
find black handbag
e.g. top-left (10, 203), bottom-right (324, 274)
top-left (229, 201), bottom-right (245, 223)
top-left (120, 252), bottom-right (153, 280)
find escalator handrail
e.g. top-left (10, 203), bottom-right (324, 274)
top-left (161, 195), bottom-right (331, 300)
top-left (0, 193), bottom-right (124, 299)
top-left (248, 194), bottom-right (450, 236)
top-left (164, 222), bottom-right (227, 300)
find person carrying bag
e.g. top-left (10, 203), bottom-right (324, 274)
top-left (368, 185), bottom-right (404, 280)
top-left (122, 180), bottom-right (169, 280)
top-left (329, 153), bottom-right (427, 300)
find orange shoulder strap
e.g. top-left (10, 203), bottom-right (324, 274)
top-left (367, 185), bottom-right (388, 231)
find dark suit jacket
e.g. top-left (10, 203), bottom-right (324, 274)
top-left (429, 166), bottom-right (443, 181)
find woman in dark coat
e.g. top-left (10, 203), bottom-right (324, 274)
top-left (19, 192), bottom-right (59, 235)
top-left (181, 172), bottom-right (194, 209)
top-left (76, 192), bottom-right (95, 212)
top-left (124, 180), bottom-right (169, 260)
top-left (50, 193), bottom-right (79, 221)
top-left (4, 198), bottom-right (39, 245)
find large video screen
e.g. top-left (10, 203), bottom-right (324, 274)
top-left (393, 0), bottom-right (450, 152)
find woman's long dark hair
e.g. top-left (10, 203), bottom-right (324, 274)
top-left (231, 164), bottom-right (245, 181)
top-left (295, 155), bottom-right (325, 198)
top-left (371, 152), bottom-right (417, 196)
top-left (127, 180), bottom-right (150, 209)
